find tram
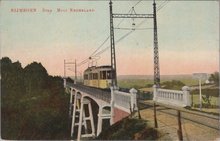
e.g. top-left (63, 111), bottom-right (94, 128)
top-left (83, 65), bottom-right (114, 89)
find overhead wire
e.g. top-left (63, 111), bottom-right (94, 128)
top-left (77, 0), bottom-right (168, 67)
top-left (157, 0), bottom-right (169, 12)
top-left (77, 0), bottom-right (143, 67)
top-left (93, 17), bottom-right (148, 57)
top-left (114, 27), bottom-right (153, 30)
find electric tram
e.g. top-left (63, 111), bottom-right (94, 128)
top-left (83, 65), bottom-right (114, 89)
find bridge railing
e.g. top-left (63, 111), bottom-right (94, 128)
top-left (65, 81), bottom-right (111, 103)
top-left (111, 87), bottom-right (138, 113)
top-left (153, 85), bottom-right (191, 107)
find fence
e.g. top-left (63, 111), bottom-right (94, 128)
top-left (153, 85), bottom-right (191, 107)
top-left (111, 87), bottom-right (138, 113)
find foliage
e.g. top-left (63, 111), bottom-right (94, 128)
top-left (1, 57), bottom-right (70, 140)
top-left (191, 89), bottom-right (219, 97)
top-left (202, 94), bottom-right (212, 106)
top-left (96, 118), bottom-right (158, 140)
top-left (209, 72), bottom-right (219, 85)
top-left (161, 80), bottom-right (185, 90)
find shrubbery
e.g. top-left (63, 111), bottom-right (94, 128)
top-left (161, 80), bottom-right (185, 90)
top-left (96, 118), bottom-right (158, 140)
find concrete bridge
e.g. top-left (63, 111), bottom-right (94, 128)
top-left (63, 79), bottom-right (138, 140)
top-left (63, 78), bottom-right (192, 140)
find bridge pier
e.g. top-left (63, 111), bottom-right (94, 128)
top-left (97, 108), bottom-right (103, 136)
top-left (97, 106), bottom-right (111, 136)
top-left (71, 91), bottom-right (81, 137)
top-left (70, 91), bottom-right (96, 140)
top-left (64, 82), bottom-right (138, 140)
top-left (77, 97), bottom-right (96, 140)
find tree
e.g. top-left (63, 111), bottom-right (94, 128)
top-left (1, 57), bottom-right (69, 140)
top-left (161, 80), bottom-right (185, 90)
top-left (24, 62), bottom-right (49, 95)
top-left (209, 72), bottom-right (219, 85)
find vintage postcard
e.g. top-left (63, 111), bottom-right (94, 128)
top-left (1, 0), bottom-right (219, 140)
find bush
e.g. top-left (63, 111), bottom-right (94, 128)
top-left (161, 80), bottom-right (185, 90)
top-left (96, 118), bottom-right (158, 140)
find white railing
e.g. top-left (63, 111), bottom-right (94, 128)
top-left (153, 85), bottom-right (191, 107)
top-left (111, 87), bottom-right (138, 113)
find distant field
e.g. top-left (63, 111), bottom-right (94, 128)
top-left (118, 79), bottom-right (153, 89)
top-left (118, 74), bottom-right (199, 89)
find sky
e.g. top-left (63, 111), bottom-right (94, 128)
top-left (1, 0), bottom-right (219, 77)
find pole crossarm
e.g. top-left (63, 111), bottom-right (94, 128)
top-left (65, 62), bottom-right (75, 64)
top-left (113, 13), bottom-right (154, 18)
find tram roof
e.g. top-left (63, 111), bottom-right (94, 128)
top-left (84, 65), bottom-right (111, 72)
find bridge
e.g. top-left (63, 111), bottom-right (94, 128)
top-left (63, 78), bottom-right (194, 140)
top-left (63, 78), bottom-right (138, 140)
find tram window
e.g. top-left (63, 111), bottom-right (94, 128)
top-left (84, 74), bottom-right (88, 80)
top-left (100, 71), bottom-right (107, 79)
top-left (107, 71), bottom-right (111, 79)
top-left (89, 73), bottom-right (93, 80)
top-left (100, 71), bottom-right (102, 79)
top-left (93, 73), bottom-right (98, 79)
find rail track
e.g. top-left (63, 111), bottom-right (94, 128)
top-left (139, 100), bottom-right (219, 130)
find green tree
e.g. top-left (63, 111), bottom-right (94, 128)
top-left (209, 72), bottom-right (219, 85)
top-left (1, 57), bottom-right (69, 140)
top-left (24, 62), bottom-right (49, 95)
top-left (161, 80), bottom-right (185, 90)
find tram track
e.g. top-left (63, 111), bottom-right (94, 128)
top-left (139, 101), bottom-right (220, 130)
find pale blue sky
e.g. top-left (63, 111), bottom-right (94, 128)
top-left (1, 0), bottom-right (219, 76)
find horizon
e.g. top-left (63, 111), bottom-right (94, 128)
top-left (2, 56), bottom-right (219, 77)
top-left (1, 1), bottom-right (219, 76)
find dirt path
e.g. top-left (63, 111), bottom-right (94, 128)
top-left (140, 108), bottom-right (220, 141)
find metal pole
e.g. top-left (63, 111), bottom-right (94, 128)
top-left (153, 0), bottom-right (160, 86)
top-left (75, 59), bottom-right (77, 84)
top-left (199, 78), bottom-right (202, 111)
top-left (64, 59), bottom-right (66, 78)
top-left (109, 0), bottom-right (117, 88)
top-left (153, 102), bottom-right (158, 128)
top-left (177, 110), bottom-right (183, 141)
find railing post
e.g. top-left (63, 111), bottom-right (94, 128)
top-left (182, 86), bottom-right (191, 107)
top-left (69, 88), bottom-right (74, 118)
top-left (64, 78), bottom-right (67, 88)
top-left (129, 88), bottom-right (138, 111)
top-left (110, 87), bottom-right (115, 125)
top-left (153, 85), bottom-right (158, 101)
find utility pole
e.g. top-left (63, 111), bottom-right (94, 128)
top-left (64, 60), bottom-right (77, 84)
top-left (153, 0), bottom-right (160, 87)
top-left (109, 0), bottom-right (160, 87)
top-left (75, 59), bottom-right (77, 83)
top-left (64, 59), bottom-right (66, 78)
top-left (109, 0), bottom-right (117, 88)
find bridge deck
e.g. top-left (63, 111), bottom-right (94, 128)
top-left (66, 83), bottom-right (111, 103)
